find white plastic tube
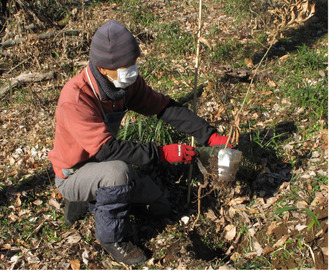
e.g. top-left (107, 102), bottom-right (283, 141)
top-left (217, 148), bottom-right (242, 182)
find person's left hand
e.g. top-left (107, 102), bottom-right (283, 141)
top-left (208, 133), bottom-right (233, 148)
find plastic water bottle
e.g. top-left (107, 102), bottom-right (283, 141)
top-left (217, 148), bottom-right (242, 182)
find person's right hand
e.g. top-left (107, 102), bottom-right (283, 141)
top-left (159, 144), bottom-right (196, 164)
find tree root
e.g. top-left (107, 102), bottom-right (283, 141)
top-left (192, 178), bottom-right (210, 229)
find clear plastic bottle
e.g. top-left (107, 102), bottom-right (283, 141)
top-left (217, 148), bottom-right (242, 182)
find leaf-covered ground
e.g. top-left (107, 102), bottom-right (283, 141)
top-left (0, 0), bottom-right (328, 269)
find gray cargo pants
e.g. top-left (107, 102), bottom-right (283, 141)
top-left (55, 160), bottom-right (168, 206)
top-left (55, 160), bottom-right (170, 243)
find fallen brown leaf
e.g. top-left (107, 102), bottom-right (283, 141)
top-left (228, 207), bottom-right (236, 218)
top-left (70, 259), bottom-right (80, 270)
top-left (296, 201), bottom-right (308, 208)
top-left (279, 54), bottom-right (290, 62)
top-left (14, 195), bottom-right (21, 208)
top-left (311, 195), bottom-right (325, 206)
top-left (199, 37), bottom-right (213, 50)
top-left (230, 252), bottom-right (241, 261)
top-left (245, 252), bottom-right (257, 259)
top-left (66, 232), bottom-right (82, 244)
top-left (295, 224), bottom-right (308, 232)
top-left (267, 79), bottom-right (277, 88)
top-left (8, 213), bottom-right (18, 222)
top-left (33, 199), bottom-right (43, 206)
top-left (205, 209), bottom-right (219, 222)
top-left (267, 221), bottom-right (277, 235)
top-left (247, 209), bottom-right (259, 214)
top-left (82, 250), bottom-right (89, 265)
top-left (1, 244), bottom-right (11, 250)
top-left (262, 246), bottom-right (274, 255)
top-left (244, 58), bottom-right (253, 68)
top-left (252, 239), bottom-right (262, 253)
top-left (273, 235), bottom-right (290, 249)
top-left (48, 198), bottom-right (61, 210)
top-left (225, 225), bottom-right (237, 241)
top-left (263, 196), bottom-right (278, 208)
top-left (228, 197), bottom-right (249, 206)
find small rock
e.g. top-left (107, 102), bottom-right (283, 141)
top-left (181, 216), bottom-right (189, 225)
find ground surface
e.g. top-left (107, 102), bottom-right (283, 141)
top-left (0, 0), bottom-right (328, 269)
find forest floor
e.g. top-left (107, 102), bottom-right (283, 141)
top-left (0, 0), bottom-right (328, 269)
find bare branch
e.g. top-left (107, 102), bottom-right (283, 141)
top-left (1, 71), bottom-right (55, 97)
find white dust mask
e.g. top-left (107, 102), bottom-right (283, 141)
top-left (107, 64), bottom-right (138, 89)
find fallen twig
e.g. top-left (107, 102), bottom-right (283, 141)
top-left (0, 29), bottom-right (81, 48)
top-left (1, 71), bottom-right (55, 97)
top-left (7, 57), bottom-right (32, 74)
top-left (24, 214), bottom-right (51, 241)
top-left (304, 242), bottom-right (316, 265)
top-left (15, 0), bottom-right (44, 27)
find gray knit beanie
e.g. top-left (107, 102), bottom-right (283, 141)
top-left (89, 20), bottom-right (140, 69)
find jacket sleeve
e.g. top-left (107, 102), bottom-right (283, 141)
top-left (125, 76), bottom-right (170, 116)
top-left (157, 99), bottom-right (217, 146)
top-left (94, 137), bottom-right (160, 166)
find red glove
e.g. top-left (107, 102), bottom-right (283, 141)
top-left (208, 133), bottom-right (233, 148)
top-left (159, 144), bottom-right (196, 164)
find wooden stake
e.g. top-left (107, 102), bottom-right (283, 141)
top-left (187, 0), bottom-right (203, 204)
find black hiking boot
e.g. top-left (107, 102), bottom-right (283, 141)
top-left (101, 241), bottom-right (147, 265)
top-left (63, 199), bottom-right (89, 226)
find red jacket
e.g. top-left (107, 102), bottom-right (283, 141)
top-left (48, 64), bottom-right (170, 178)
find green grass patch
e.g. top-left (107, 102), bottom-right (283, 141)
top-left (117, 113), bottom-right (188, 145)
top-left (275, 206), bottom-right (321, 231)
top-left (154, 22), bottom-right (195, 58)
top-left (220, 0), bottom-right (252, 24)
top-left (275, 43), bottom-right (328, 122)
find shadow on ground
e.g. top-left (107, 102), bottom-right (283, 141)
top-left (237, 121), bottom-right (297, 199)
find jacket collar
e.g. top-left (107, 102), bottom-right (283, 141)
top-left (88, 60), bottom-right (112, 101)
